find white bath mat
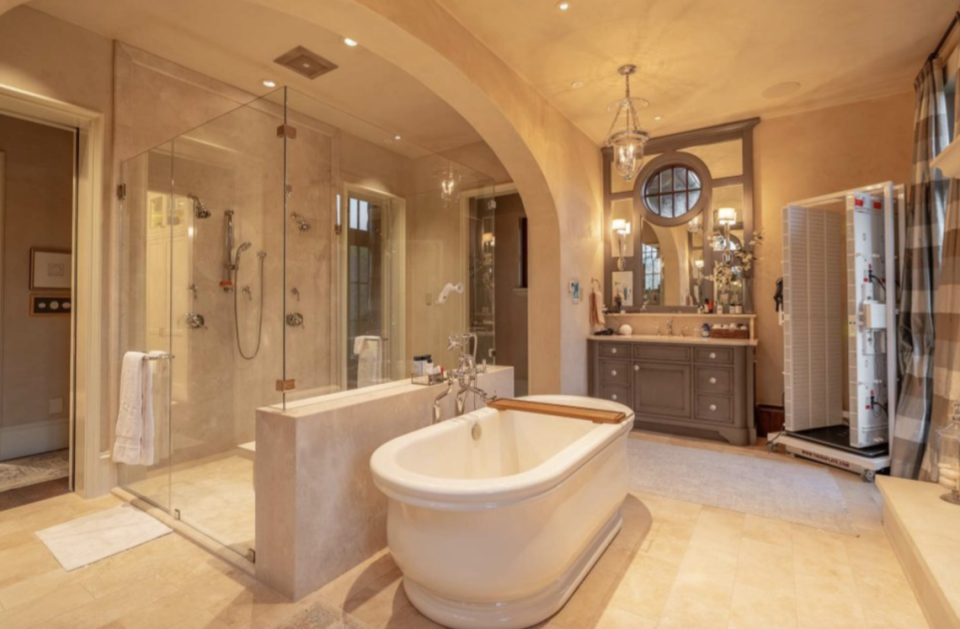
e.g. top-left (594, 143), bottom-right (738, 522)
top-left (627, 439), bottom-right (857, 535)
top-left (36, 504), bottom-right (172, 571)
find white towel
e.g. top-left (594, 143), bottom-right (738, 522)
top-left (112, 351), bottom-right (157, 466)
top-left (354, 336), bottom-right (382, 388)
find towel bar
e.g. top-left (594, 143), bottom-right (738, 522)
top-left (141, 353), bottom-right (174, 361)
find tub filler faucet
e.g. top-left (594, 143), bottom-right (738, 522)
top-left (430, 332), bottom-right (498, 422)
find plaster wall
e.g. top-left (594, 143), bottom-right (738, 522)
top-left (0, 114), bottom-right (73, 447)
top-left (753, 91), bottom-right (914, 406)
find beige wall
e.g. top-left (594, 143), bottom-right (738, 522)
top-left (0, 114), bottom-right (73, 443)
top-left (753, 91), bottom-right (914, 406)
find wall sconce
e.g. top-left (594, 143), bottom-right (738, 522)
top-left (717, 207), bottom-right (737, 226)
top-left (612, 218), bottom-right (631, 270)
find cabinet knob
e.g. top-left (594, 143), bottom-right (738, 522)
top-left (611, 348), bottom-right (618, 354)
top-left (611, 394), bottom-right (618, 401)
top-left (709, 352), bottom-right (717, 359)
top-left (611, 370), bottom-right (617, 377)
top-left (634, 364), bottom-right (640, 371)
top-left (709, 404), bottom-right (717, 411)
top-left (709, 377), bottom-right (717, 384)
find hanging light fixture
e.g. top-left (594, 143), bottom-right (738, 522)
top-left (435, 161), bottom-right (462, 203)
top-left (605, 64), bottom-right (650, 183)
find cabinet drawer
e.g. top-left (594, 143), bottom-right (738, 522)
top-left (634, 344), bottom-right (692, 363)
top-left (599, 385), bottom-right (630, 406)
top-left (599, 343), bottom-right (630, 358)
top-left (599, 360), bottom-right (631, 386)
top-left (695, 367), bottom-right (733, 395)
top-left (695, 395), bottom-right (734, 423)
top-left (694, 347), bottom-right (734, 365)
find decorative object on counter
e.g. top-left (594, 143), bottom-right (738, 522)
top-left (707, 228), bottom-right (764, 313)
top-left (710, 325), bottom-right (750, 340)
top-left (934, 402), bottom-right (960, 505)
top-left (700, 323), bottom-right (711, 338)
top-left (612, 271), bottom-right (634, 307)
top-left (618, 324), bottom-right (633, 336)
top-left (611, 219), bottom-right (632, 270)
top-left (604, 64), bottom-right (650, 183)
top-left (594, 327), bottom-right (615, 336)
top-left (30, 248), bottom-right (72, 290)
top-left (569, 278), bottom-right (581, 304)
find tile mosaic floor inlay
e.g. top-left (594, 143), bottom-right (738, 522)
top-left (0, 450), bottom-right (69, 493)
top-left (627, 439), bottom-right (856, 535)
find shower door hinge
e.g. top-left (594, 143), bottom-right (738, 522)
top-left (275, 379), bottom-right (296, 392)
top-left (173, 508), bottom-right (181, 521)
top-left (247, 548), bottom-right (256, 564)
top-left (276, 124), bottom-right (297, 140)
top-left (116, 184), bottom-right (127, 201)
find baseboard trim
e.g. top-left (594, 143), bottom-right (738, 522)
top-left (0, 418), bottom-right (69, 461)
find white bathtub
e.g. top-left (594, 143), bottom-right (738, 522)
top-left (370, 394), bottom-right (634, 629)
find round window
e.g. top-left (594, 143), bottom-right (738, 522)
top-left (643, 166), bottom-right (701, 219)
top-left (634, 152), bottom-right (712, 228)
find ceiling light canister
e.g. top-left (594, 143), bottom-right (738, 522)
top-left (262, 80), bottom-right (276, 88)
top-left (343, 37), bottom-right (359, 47)
top-left (557, 1), bottom-right (571, 11)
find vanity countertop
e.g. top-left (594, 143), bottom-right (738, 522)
top-left (589, 334), bottom-right (759, 348)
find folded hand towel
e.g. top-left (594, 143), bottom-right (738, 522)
top-left (590, 288), bottom-right (606, 328)
top-left (112, 351), bottom-right (156, 466)
top-left (355, 336), bottom-right (382, 388)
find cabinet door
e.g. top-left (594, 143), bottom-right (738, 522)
top-left (633, 362), bottom-right (692, 418)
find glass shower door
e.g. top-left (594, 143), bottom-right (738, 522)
top-left (117, 142), bottom-right (175, 512)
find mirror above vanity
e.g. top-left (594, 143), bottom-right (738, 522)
top-left (603, 119), bottom-right (759, 314)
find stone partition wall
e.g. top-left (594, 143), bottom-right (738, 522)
top-left (255, 367), bottom-right (515, 600)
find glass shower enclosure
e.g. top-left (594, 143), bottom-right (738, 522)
top-left (117, 87), bottom-right (494, 560)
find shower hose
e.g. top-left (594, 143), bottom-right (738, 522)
top-left (234, 253), bottom-right (265, 360)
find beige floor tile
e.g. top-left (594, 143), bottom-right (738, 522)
top-left (0, 582), bottom-right (94, 629)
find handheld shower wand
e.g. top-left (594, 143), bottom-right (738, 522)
top-left (221, 210), bottom-right (236, 292)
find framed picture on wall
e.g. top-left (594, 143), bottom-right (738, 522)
top-left (30, 249), bottom-right (72, 291)
top-left (29, 293), bottom-right (72, 317)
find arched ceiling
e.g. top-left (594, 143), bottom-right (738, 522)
top-left (437, 0), bottom-right (958, 139)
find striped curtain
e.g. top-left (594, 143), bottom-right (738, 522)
top-left (892, 60), bottom-right (949, 479)
top-left (924, 58), bottom-right (960, 481)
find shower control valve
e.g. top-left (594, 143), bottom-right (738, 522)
top-left (185, 312), bottom-right (206, 330)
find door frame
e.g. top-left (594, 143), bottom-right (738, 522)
top-left (0, 85), bottom-right (110, 497)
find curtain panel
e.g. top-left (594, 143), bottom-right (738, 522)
top-left (892, 59), bottom-right (949, 479)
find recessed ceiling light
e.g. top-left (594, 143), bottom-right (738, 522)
top-left (653, 115), bottom-right (662, 121)
top-left (571, 81), bottom-right (584, 89)
top-left (394, 134), bottom-right (402, 141)
top-left (343, 37), bottom-right (359, 47)
top-left (557, 1), bottom-right (571, 11)
top-left (262, 80), bottom-right (276, 88)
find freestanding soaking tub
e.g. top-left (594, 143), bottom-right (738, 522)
top-left (370, 394), bottom-right (634, 629)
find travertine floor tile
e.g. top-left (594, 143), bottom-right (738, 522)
top-left (0, 432), bottom-right (931, 629)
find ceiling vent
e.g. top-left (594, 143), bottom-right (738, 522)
top-left (273, 46), bottom-right (338, 80)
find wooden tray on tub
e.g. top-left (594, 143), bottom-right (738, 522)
top-left (487, 399), bottom-right (626, 424)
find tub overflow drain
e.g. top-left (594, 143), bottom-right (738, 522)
top-left (471, 422), bottom-right (482, 441)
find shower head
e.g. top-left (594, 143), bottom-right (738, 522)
top-left (188, 194), bottom-right (211, 219)
top-left (290, 212), bottom-right (311, 232)
top-left (235, 241), bottom-right (253, 265)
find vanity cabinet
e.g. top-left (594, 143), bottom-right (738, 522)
top-left (588, 338), bottom-right (756, 445)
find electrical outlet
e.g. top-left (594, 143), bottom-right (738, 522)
top-left (49, 398), bottom-right (63, 415)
